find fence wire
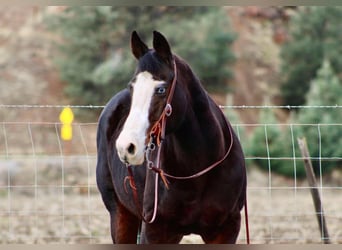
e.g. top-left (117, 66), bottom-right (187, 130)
top-left (0, 105), bottom-right (341, 244)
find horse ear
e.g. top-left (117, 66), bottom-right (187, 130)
top-left (153, 31), bottom-right (173, 65)
top-left (131, 31), bottom-right (149, 60)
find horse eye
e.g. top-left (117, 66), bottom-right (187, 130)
top-left (128, 83), bottom-right (134, 92)
top-left (155, 86), bottom-right (166, 95)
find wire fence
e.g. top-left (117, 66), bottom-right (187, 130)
top-left (0, 105), bottom-right (341, 244)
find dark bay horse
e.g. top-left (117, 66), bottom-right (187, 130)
top-left (96, 31), bottom-right (247, 244)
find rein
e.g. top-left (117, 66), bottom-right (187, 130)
top-left (125, 59), bottom-right (250, 244)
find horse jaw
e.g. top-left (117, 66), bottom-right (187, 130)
top-left (116, 71), bottom-right (163, 166)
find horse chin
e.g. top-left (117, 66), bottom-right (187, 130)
top-left (125, 155), bottom-right (144, 166)
top-left (117, 150), bottom-right (145, 166)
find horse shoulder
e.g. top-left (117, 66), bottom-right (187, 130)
top-left (96, 89), bottom-right (130, 194)
top-left (97, 89), bottom-right (131, 146)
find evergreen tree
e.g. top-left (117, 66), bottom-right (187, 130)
top-left (296, 60), bottom-right (342, 175)
top-left (248, 60), bottom-right (341, 178)
top-left (246, 108), bottom-right (304, 178)
top-left (280, 6), bottom-right (342, 106)
top-left (45, 7), bottom-right (235, 106)
top-left (161, 8), bottom-right (235, 92)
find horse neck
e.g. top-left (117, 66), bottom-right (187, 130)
top-left (164, 60), bottom-right (226, 173)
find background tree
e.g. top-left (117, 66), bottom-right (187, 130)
top-left (161, 9), bottom-right (235, 92)
top-left (248, 60), bottom-right (342, 178)
top-left (280, 6), bottom-right (342, 107)
top-left (45, 7), bottom-right (235, 108)
top-left (246, 108), bottom-right (305, 178)
top-left (295, 60), bottom-right (342, 175)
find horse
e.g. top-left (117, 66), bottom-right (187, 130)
top-left (96, 30), bottom-right (247, 244)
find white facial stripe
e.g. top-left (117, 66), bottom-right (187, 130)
top-left (126, 71), bottom-right (163, 130)
top-left (115, 71), bottom-right (163, 165)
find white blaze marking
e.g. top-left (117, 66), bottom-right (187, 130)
top-left (116, 71), bottom-right (163, 165)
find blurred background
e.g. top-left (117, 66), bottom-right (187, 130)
top-left (0, 6), bottom-right (341, 243)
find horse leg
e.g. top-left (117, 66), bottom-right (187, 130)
top-left (201, 212), bottom-right (241, 244)
top-left (109, 201), bottom-right (140, 243)
top-left (139, 222), bottom-right (183, 244)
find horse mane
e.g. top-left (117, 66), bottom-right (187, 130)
top-left (135, 50), bottom-right (173, 81)
top-left (173, 54), bottom-right (211, 112)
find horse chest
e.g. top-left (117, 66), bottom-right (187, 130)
top-left (159, 190), bottom-right (228, 229)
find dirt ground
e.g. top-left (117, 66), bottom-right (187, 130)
top-left (0, 156), bottom-right (341, 244)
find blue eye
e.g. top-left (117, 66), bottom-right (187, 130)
top-left (155, 86), bottom-right (166, 95)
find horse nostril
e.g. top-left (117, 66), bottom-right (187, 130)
top-left (127, 143), bottom-right (136, 155)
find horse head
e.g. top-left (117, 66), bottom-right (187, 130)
top-left (116, 31), bottom-right (184, 166)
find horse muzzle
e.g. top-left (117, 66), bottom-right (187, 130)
top-left (116, 129), bottom-right (145, 166)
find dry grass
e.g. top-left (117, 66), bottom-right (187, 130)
top-left (0, 158), bottom-right (341, 244)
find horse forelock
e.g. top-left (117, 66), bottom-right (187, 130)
top-left (136, 51), bottom-right (174, 82)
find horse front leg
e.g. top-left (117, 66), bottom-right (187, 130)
top-left (108, 201), bottom-right (140, 243)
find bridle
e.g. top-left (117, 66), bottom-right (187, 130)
top-left (124, 58), bottom-right (250, 244)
